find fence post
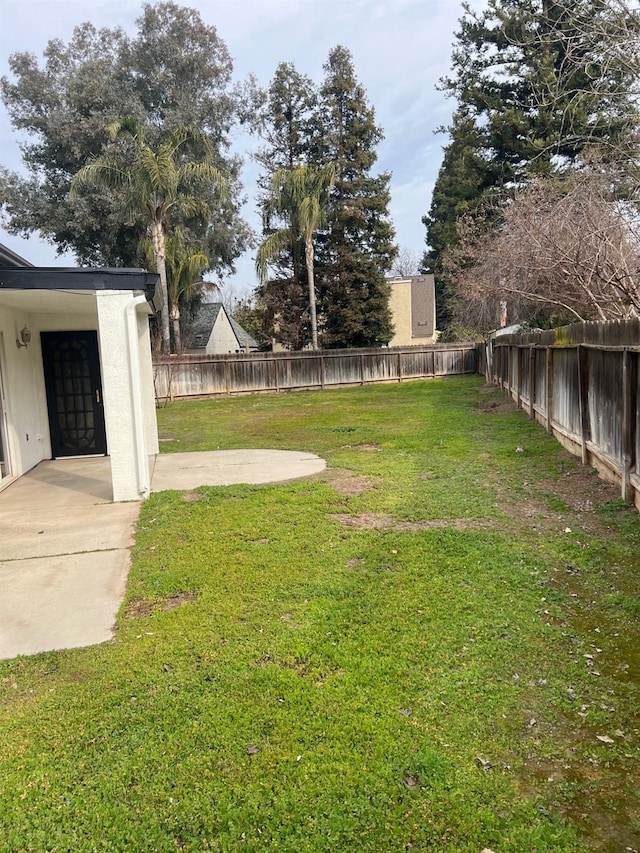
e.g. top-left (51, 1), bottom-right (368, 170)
top-left (529, 347), bottom-right (536, 419)
top-left (545, 347), bottom-right (553, 433)
top-left (516, 347), bottom-right (522, 409)
top-left (621, 349), bottom-right (636, 502)
top-left (577, 345), bottom-right (590, 465)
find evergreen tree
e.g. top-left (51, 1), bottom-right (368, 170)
top-left (423, 0), bottom-right (640, 331)
top-left (251, 50), bottom-right (395, 350)
top-left (250, 63), bottom-right (319, 348)
top-left (316, 46), bottom-right (396, 348)
top-left (256, 164), bottom-right (335, 350)
top-left (253, 62), bottom-right (318, 180)
top-left (421, 107), bottom-right (497, 330)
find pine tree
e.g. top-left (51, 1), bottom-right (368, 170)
top-left (422, 107), bottom-right (498, 330)
top-left (423, 0), bottom-right (640, 331)
top-left (315, 46), bottom-right (397, 348)
top-left (250, 63), bottom-right (319, 348)
top-left (253, 62), bottom-right (318, 179)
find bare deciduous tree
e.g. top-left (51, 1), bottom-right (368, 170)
top-left (447, 166), bottom-right (640, 333)
top-left (391, 247), bottom-right (421, 277)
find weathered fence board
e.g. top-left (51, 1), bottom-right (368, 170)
top-left (486, 320), bottom-right (640, 510)
top-left (154, 343), bottom-right (479, 402)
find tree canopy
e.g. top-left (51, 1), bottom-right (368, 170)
top-left (423, 0), bottom-right (640, 333)
top-left (71, 118), bottom-right (226, 353)
top-left (256, 163), bottom-right (335, 350)
top-left (250, 46), bottom-right (396, 349)
top-left (0, 2), bottom-right (250, 271)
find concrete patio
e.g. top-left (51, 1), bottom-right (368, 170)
top-left (0, 450), bottom-right (325, 660)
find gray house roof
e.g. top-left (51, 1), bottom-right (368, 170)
top-left (189, 303), bottom-right (258, 350)
top-left (229, 316), bottom-right (258, 350)
top-left (190, 303), bottom-right (224, 347)
top-left (0, 241), bottom-right (32, 267)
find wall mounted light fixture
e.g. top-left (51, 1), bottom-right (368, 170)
top-left (16, 326), bottom-right (32, 349)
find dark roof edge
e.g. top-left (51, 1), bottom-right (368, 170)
top-left (0, 267), bottom-right (160, 311)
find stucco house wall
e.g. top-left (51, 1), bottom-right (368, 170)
top-left (0, 253), bottom-right (159, 502)
top-left (388, 274), bottom-right (436, 347)
top-left (388, 279), bottom-right (413, 348)
top-left (0, 306), bottom-right (102, 476)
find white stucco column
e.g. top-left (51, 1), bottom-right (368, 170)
top-left (137, 310), bottom-right (159, 458)
top-left (96, 290), bottom-right (155, 502)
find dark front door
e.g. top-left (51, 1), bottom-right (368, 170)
top-left (41, 331), bottom-right (107, 457)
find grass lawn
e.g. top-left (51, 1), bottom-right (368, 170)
top-left (1, 376), bottom-right (639, 852)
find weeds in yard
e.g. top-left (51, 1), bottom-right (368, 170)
top-left (1, 377), bottom-right (639, 851)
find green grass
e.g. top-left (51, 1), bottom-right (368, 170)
top-left (2, 377), bottom-right (639, 851)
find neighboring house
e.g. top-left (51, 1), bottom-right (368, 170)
top-left (387, 274), bottom-right (437, 346)
top-left (187, 303), bottom-right (259, 354)
top-left (0, 241), bottom-right (160, 502)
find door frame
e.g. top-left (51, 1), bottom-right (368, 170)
top-left (41, 330), bottom-right (107, 458)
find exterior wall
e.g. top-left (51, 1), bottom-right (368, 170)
top-left (388, 280), bottom-right (413, 347)
top-left (205, 310), bottom-right (241, 354)
top-left (96, 291), bottom-right (154, 501)
top-left (0, 306), bottom-right (48, 479)
top-left (411, 277), bottom-right (436, 339)
top-left (0, 275), bottom-right (158, 502)
top-left (388, 276), bottom-right (437, 347)
top-left (0, 303), bottom-right (99, 481)
top-left (137, 311), bottom-right (159, 457)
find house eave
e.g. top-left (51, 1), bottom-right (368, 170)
top-left (0, 267), bottom-right (160, 312)
top-left (0, 245), bottom-right (33, 268)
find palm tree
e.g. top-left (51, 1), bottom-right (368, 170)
top-left (256, 163), bottom-right (335, 350)
top-left (71, 118), bottom-right (226, 354)
top-left (141, 228), bottom-right (210, 353)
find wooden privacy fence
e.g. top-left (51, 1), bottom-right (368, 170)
top-left (486, 320), bottom-right (640, 509)
top-left (154, 343), bottom-right (479, 401)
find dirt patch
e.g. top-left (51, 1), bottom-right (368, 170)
top-left (182, 491), bottom-right (205, 502)
top-left (313, 468), bottom-right (376, 496)
top-left (540, 465), bottom-right (619, 513)
top-left (340, 443), bottom-right (382, 452)
top-left (477, 395), bottom-right (519, 415)
top-left (329, 513), bottom-right (493, 532)
top-left (125, 592), bottom-right (197, 619)
top-left (253, 654), bottom-right (342, 686)
top-left (495, 464), bottom-right (621, 536)
top-left (330, 512), bottom-right (393, 529)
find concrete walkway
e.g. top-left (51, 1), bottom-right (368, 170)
top-left (0, 450), bottom-right (325, 660)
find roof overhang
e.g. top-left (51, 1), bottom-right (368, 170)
top-left (0, 244), bottom-right (33, 267)
top-left (0, 267), bottom-right (161, 314)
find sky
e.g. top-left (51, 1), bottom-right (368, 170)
top-left (0, 0), bottom-right (483, 297)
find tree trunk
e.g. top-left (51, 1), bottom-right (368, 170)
top-left (305, 232), bottom-right (319, 350)
top-left (170, 301), bottom-right (182, 353)
top-left (151, 219), bottom-right (171, 355)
